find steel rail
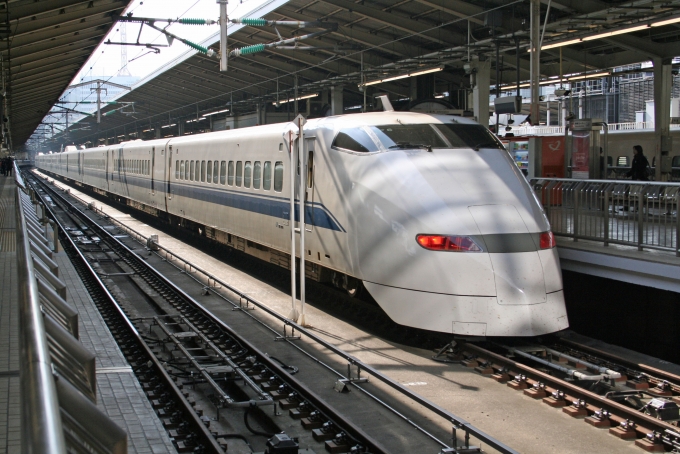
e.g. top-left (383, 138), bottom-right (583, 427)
top-left (463, 343), bottom-right (678, 440)
top-left (32, 170), bottom-right (519, 454)
top-left (28, 176), bottom-right (226, 454)
top-left (555, 336), bottom-right (680, 387)
top-left (30, 174), bottom-right (391, 454)
top-left (15, 184), bottom-right (68, 454)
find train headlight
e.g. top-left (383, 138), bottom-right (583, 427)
top-left (539, 231), bottom-right (557, 249)
top-left (416, 235), bottom-right (483, 252)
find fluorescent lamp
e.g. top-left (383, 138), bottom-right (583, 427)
top-left (582, 24), bottom-right (649, 41)
top-left (203, 108), bottom-right (229, 116)
top-left (359, 66), bottom-right (444, 87)
top-left (186, 117), bottom-right (207, 123)
top-left (539, 39), bottom-right (583, 51)
top-left (566, 71), bottom-right (610, 81)
top-left (380, 74), bottom-right (409, 83)
top-left (273, 93), bottom-right (318, 105)
top-left (651, 17), bottom-right (680, 27)
top-left (536, 23), bottom-right (652, 51)
top-left (161, 123), bottom-right (176, 128)
top-left (410, 67), bottom-right (444, 77)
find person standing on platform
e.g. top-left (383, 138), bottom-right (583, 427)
top-left (6, 157), bottom-right (12, 176)
top-left (626, 145), bottom-right (650, 181)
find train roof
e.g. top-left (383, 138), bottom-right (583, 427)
top-left (51, 111), bottom-right (477, 155)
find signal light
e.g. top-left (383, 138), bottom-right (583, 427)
top-left (539, 231), bottom-right (556, 249)
top-left (416, 235), bottom-right (482, 252)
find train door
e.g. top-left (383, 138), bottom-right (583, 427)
top-left (165, 144), bottom-right (173, 212)
top-left (105, 151), bottom-right (109, 191)
top-left (304, 138), bottom-right (315, 231)
top-left (150, 146), bottom-right (155, 195)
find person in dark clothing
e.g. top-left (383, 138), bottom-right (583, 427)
top-left (620, 145), bottom-right (649, 212)
top-left (6, 157), bottom-right (12, 176)
top-left (626, 145), bottom-right (649, 181)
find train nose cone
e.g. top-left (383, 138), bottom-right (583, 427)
top-left (468, 204), bottom-right (548, 305)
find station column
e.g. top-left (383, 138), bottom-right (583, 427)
top-left (653, 57), bottom-right (672, 181)
top-left (471, 58), bottom-right (490, 128)
top-left (331, 86), bottom-right (343, 116)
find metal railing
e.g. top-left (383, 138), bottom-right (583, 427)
top-left (503, 121), bottom-right (680, 137)
top-left (530, 178), bottom-right (680, 256)
top-left (15, 163), bottom-right (127, 454)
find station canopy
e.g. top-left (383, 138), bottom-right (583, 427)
top-left (27, 0), bottom-right (680, 148)
top-left (1, 0), bottom-right (133, 150)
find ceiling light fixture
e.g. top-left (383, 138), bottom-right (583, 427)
top-left (359, 66), bottom-right (444, 87)
top-left (202, 108), bottom-right (230, 116)
top-left (533, 16), bottom-right (680, 51)
top-left (273, 93), bottom-right (318, 105)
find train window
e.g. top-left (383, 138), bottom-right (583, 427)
top-left (263, 162), bottom-right (272, 190)
top-left (244, 161), bottom-right (252, 188)
top-left (331, 127), bottom-right (379, 153)
top-left (434, 124), bottom-right (503, 149)
top-left (180, 161), bottom-right (185, 179)
top-left (190, 161), bottom-right (195, 180)
top-left (372, 124), bottom-right (447, 150)
top-left (207, 161), bottom-right (213, 183)
top-left (213, 161), bottom-right (219, 184)
top-left (253, 161), bottom-right (261, 189)
top-left (220, 161), bottom-right (226, 185)
top-left (274, 162), bottom-right (283, 192)
top-left (201, 161), bottom-right (206, 182)
top-left (175, 160), bottom-right (179, 179)
top-left (228, 161), bottom-right (234, 186)
top-left (194, 160), bottom-right (200, 181)
top-left (236, 161), bottom-right (243, 187)
top-left (184, 160), bottom-right (190, 180)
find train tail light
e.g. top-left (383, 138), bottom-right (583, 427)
top-left (539, 231), bottom-right (556, 249)
top-left (416, 235), bottom-right (482, 252)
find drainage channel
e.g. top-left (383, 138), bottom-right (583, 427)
top-left (28, 171), bottom-right (520, 454)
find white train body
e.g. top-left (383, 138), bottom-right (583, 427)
top-left (37, 112), bottom-right (569, 337)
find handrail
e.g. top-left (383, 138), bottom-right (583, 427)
top-left (15, 168), bottom-right (127, 453)
top-left (530, 177), bottom-right (680, 256)
top-left (15, 184), bottom-right (67, 453)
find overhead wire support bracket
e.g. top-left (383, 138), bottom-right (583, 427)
top-left (109, 14), bottom-right (218, 57)
top-left (228, 23), bottom-right (338, 58)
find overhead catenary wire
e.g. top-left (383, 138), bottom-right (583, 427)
top-left (41, 0), bottom-right (526, 146)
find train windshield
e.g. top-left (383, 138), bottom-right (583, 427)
top-left (332, 124), bottom-right (504, 153)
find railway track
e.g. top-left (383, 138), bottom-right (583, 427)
top-left (27, 169), bottom-right (518, 454)
top-left (446, 340), bottom-right (680, 452)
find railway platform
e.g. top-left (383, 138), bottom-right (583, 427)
top-left (0, 174), bottom-right (176, 454)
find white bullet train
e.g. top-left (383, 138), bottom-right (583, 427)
top-left (36, 112), bottom-right (569, 337)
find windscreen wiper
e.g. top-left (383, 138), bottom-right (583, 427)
top-left (389, 142), bottom-right (432, 152)
top-left (471, 143), bottom-right (497, 151)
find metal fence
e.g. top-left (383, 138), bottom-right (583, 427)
top-left (15, 164), bottom-right (127, 454)
top-left (530, 178), bottom-right (680, 256)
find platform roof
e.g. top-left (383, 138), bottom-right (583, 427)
top-left (1, 0), bottom-right (132, 149)
top-left (34, 0), bottom-right (680, 147)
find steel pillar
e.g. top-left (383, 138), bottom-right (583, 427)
top-left (529, 0), bottom-right (541, 126)
top-left (331, 86), bottom-right (343, 116)
top-left (471, 59), bottom-right (490, 128)
top-left (653, 57), bottom-right (672, 181)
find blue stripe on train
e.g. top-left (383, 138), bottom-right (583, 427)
top-left (85, 169), bottom-right (346, 232)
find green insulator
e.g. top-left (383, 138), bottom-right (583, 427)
top-left (185, 40), bottom-right (210, 54)
top-left (241, 18), bottom-right (267, 26)
top-left (240, 43), bottom-right (265, 55)
top-left (178, 18), bottom-right (207, 25)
